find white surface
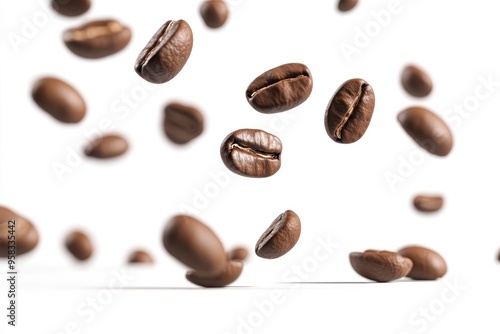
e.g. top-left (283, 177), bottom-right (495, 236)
top-left (1, 0), bottom-right (500, 333)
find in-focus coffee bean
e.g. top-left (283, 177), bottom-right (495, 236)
top-left (0, 206), bottom-right (39, 257)
top-left (413, 195), bottom-right (444, 213)
top-left (63, 19), bottom-right (131, 59)
top-left (246, 63), bottom-right (313, 113)
top-left (324, 78), bottom-right (375, 144)
top-left (349, 250), bottom-right (413, 282)
top-left (51, 0), bottom-right (91, 17)
top-left (163, 103), bottom-right (204, 144)
top-left (186, 260), bottom-right (243, 287)
top-left (65, 230), bottom-right (93, 261)
top-left (135, 20), bottom-right (193, 84)
top-left (84, 134), bottom-right (129, 159)
top-left (398, 246), bottom-right (447, 280)
top-left (398, 106), bottom-right (453, 156)
top-left (220, 129), bottom-right (282, 178)
top-left (32, 77), bottom-right (86, 123)
top-left (401, 65), bottom-right (433, 98)
top-left (338, 0), bottom-right (358, 12)
top-left (200, 0), bottom-right (229, 28)
top-left (128, 249), bottom-right (154, 264)
top-left (228, 246), bottom-right (248, 261)
top-left (255, 210), bottom-right (301, 259)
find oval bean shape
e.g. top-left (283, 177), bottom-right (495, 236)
top-left (350, 250), bottom-right (413, 282)
top-left (128, 250), bottom-right (154, 264)
top-left (0, 206), bottom-right (39, 257)
top-left (186, 260), bottom-right (243, 287)
top-left (413, 195), bottom-right (444, 213)
top-left (65, 230), bottom-right (93, 261)
top-left (338, 0), bottom-right (358, 12)
top-left (255, 210), bottom-right (301, 259)
top-left (401, 65), bottom-right (433, 98)
top-left (51, 0), bottom-right (91, 16)
top-left (84, 134), bottom-right (129, 159)
top-left (228, 246), bottom-right (249, 261)
top-left (200, 0), bottom-right (229, 28)
top-left (398, 246), bottom-right (447, 280)
top-left (163, 102), bottom-right (204, 144)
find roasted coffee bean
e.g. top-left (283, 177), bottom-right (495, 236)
top-left (163, 103), bottom-right (204, 144)
top-left (135, 20), bottom-right (193, 84)
top-left (398, 107), bottom-right (453, 156)
top-left (163, 215), bottom-right (227, 274)
top-left (413, 195), bottom-right (444, 213)
top-left (65, 230), bottom-right (93, 261)
top-left (255, 210), bottom-right (301, 259)
top-left (349, 250), bottom-right (413, 282)
top-left (228, 246), bottom-right (248, 261)
top-left (51, 0), bottom-right (91, 17)
top-left (220, 129), bottom-right (282, 178)
top-left (398, 246), bottom-right (447, 280)
top-left (186, 260), bottom-right (243, 287)
top-left (338, 0), bottom-right (358, 12)
top-left (401, 65), bottom-right (433, 98)
top-left (200, 0), bottom-right (229, 28)
top-left (246, 63), bottom-right (312, 113)
top-left (128, 250), bottom-right (154, 264)
top-left (63, 19), bottom-right (131, 59)
top-left (84, 134), bottom-right (129, 159)
top-left (324, 78), bottom-right (375, 144)
top-left (32, 77), bottom-right (86, 123)
top-left (0, 206), bottom-right (39, 257)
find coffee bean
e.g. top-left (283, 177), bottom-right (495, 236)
top-left (228, 246), bottom-right (248, 261)
top-left (220, 129), bottom-right (282, 178)
top-left (401, 65), bottom-right (433, 98)
top-left (246, 63), bottom-right (313, 113)
top-left (398, 106), bottom-right (453, 156)
top-left (338, 0), bottom-right (358, 12)
top-left (324, 78), bottom-right (375, 144)
top-left (163, 103), bottom-right (204, 144)
top-left (200, 0), bottom-right (229, 28)
top-left (65, 230), bottom-right (93, 261)
top-left (32, 77), bottom-right (86, 123)
top-left (63, 19), bottom-right (131, 59)
top-left (128, 250), bottom-right (154, 264)
top-left (0, 206), bottom-right (39, 257)
top-left (51, 0), bottom-right (91, 17)
top-left (255, 210), bottom-right (301, 259)
top-left (413, 195), bottom-right (444, 213)
top-left (349, 250), bottom-right (413, 282)
top-left (186, 260), bottom-right (243, 287)
top-left (398, 246), bottom-right (447, 280)
top-left (84, 134), bottom-right (129, 159)
top-left (135, 20), bottom-right (193, 84)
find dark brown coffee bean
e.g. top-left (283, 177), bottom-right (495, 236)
top-left (220, 129), bottom-right (282, 178)
top-left (135, 20), bottom-right (193, 84)
top-left (163, 215), bottom-right (227, 274)
top-left (32, 77), bottom-right (86, 123)
top-left (413, 195), bottom-right (444, 213)
top-left (255, 210), bottom-right (301, 259)
top-left (0, 206), bottom-right (39, 257)
top-left (324, 78), bottom-right (375, 144)
top-left (200, 0), bottom-right (229, 28)
top-left (349, 250), bottom-right (413, 282)
top-left (186, 260), bottom-right (243, 287)
top-left (163, 103), bottom-right (204, 144)
top-left (84, 134), bottom-right (129, 159)
top-left (398, 246), bottom-right (447, 280)
top-left (65, 230), bottom-right (93, 261)
top-left (338, 0), bottom-right (358, 12)
top-left (228, 246), bottom-right (248, 261)
top-left (401, 65), bottom-right (433, 98)
top-left (51, 0), bottom-right (91, 17)
top-left (398, 107), bottom-right (453, 156)
top-left (128, 250), bottom-right (154, 264)
top-left (246, 63), bottom-right (312, 114)
top-left (63, 19), bottom-right (131, 59)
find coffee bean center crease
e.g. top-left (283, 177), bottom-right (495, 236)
top-left (231, 143), bottom-right (280, 159)
top-left (248, 74), bottom-right (310, 99)
top-left (335, 83), bottom-right (368, 139)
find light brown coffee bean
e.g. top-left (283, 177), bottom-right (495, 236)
top-left (338, 0), bottom-right (358, 12)
top-left (51, 0), bottom-right (91, 17)
top-left (398, 246), bottom-right (447, 280)
top-left (186, 260), bottom-right (243, 287)
top-left (128, 250), bottom-right (154, 264)
top-left (84, 134), bottom-right (129, 159)
top-left (0, 206), bottom-right (39, 257)
top-left (200, 0), bottom-right (229, 28)
top-left (255, 210), bottom-right (301, 259)
top-left (163, 102), bottom-right (204, 144)
top-left (350, 250), bottom-right (413, 282)
top-left (401, 65), bottom-right (433, 98)
top-left (413, 195), bottom-right (444, 213)
top-left (65, 230), bottom-right (93, 261)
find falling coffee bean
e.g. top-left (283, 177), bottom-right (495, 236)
top-left (32, 77), bottom-right (86, 123)
top-left (51, 0), bottom-right (91, 17)
top-left (163, 103), bottom-right (204, 144)
top-left (186, 260), bottom-right (243, 287)
top-left (220, 129), bottom-right (282, 178)
top-left (338, 0), bottom-right (358, 12)
top-left (401, 65), bottom-right (433, 98)
top-left (413, 195), bottom-right (444, 213)
top-left (0, 206), bottom-right (39, 257)
top-left (128, 249), bottom-right (154, 264)
top-left (228, 246), bottom-right (249, 261)
top-left (398, 246), bottom-right (447, 280)
top-left (246, 63), bottom-right (313, 113)
top-left (135, 19), bottom-right (193, 84)
top-left (65, 230), bottom-right (93, 261)
top-left (200, 0), bottom-right (229, 28)
top-left (324, 78), bottom-right (375, 144)
top-left (255, 210), bottom-right (301, 259)
top-left (63, 19), bottom-right (132, 59)
top-left (84, 134), bottom-right (129, 159)
top-left (349, 250), bottom-right (413, 282)
top-left (398, 106), bottom-right (453, 156)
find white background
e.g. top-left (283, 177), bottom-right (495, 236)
top-left (1, 0), bottom-right (500, 333)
